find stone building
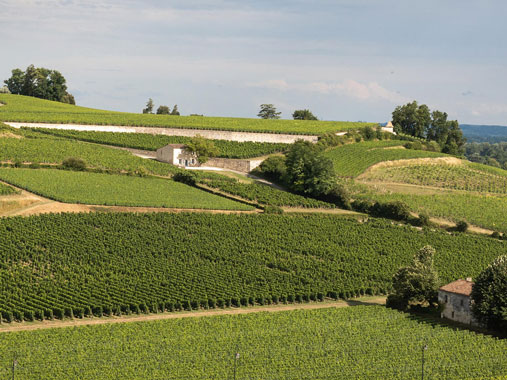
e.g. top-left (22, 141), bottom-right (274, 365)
top-left (156, 144), bottom-right (199, 167)
top-left (156, 143), bottom-right (262, 172)
top-left (438, 278), bottom-right (477, 325)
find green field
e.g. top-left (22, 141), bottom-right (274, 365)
top-left (195, 173), bottom-right (336, 208)
top-left (0, 306), bottom-right (505, 379)
top-left (324, 140), bottom-right (446, 177)
top-left (0, 134), bottom-right (178, 175)
top-left (0, 213), bottom-right (504, 321)
top-left (360, 160), bottom-right (507, 194)
top-left (26, 128), bottom-right (290, 158)
top-left (355, 186), bottom-right (507, 232)
top-left (0, 182), bottom-right (16, 195)
top-left (0, 94), bottom-right (374, 135)
top-left (0, 168), bottom-right (252, 210)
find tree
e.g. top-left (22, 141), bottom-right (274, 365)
top-left (142, 98), bottom-right (154, 114)
top-left (4, 69), bottom-right (24, 94)
top-left (284, 140), bottom-right (335, 196)
top-left (471, 255), bottom-right (507, 332)
top-left (185, 135), bottom-right (219, 164)
top-left (257, 104), bottom-right (281, 119)
top-left (292, 109), bottom-right (317, 120)
top-left (171, 105), bottom-right (180, 116)
top-left (392, 101), bottom-right (430, 138)
top-left (392, 101), bottom-right (465, 154)
top-left (3, 65), bottom-right (74, 103)
top-left (156, 105), bottom-right (170, 115)
top-left (258, 156), bottom-right (286, 181)
top-left (386, 246), bottom-right (439, 310)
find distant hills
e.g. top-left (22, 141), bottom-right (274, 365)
top-left (461, 124), bottom-right (507, 143)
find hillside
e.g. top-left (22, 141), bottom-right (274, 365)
top-left (0, 94), bottom-right (374, 135)
top-left (461, 124), bottom-right (507, 143)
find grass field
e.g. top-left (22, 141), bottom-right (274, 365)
top-left (0, 213), bottom-right (504, 321)
top-left (27, 128), bottom-right (290, 158)
top-left (360, 159), bottom-right (507, 194)
top-left (0, 94), bottom-right (375, 135)
top-left (0, 134), bottom-right (178, 175)
top-left (0, 169), bottom-right (252, 210)
top-left (324, 140), bottom-right (446, 177)
top-left (0, 306), bottom-right (505, 379)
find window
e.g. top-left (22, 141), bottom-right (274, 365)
top-left (444, 295), bottom-right (448, 303)
top-left (460, 299), bottom-right (464, 307)
top-left (452, 311), bottom-right (455, 319)
top-left (178, 159), bottom-right (183, 165)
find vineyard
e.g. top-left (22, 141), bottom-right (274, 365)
top-left (0, 306), bottom-right (505, 379)
top-left (360, 160), bottom-right (507, 194)
top-left (194, 173), bottom-right (335, 208)
top-left (355, 185), bottom-right (507, 232)
top-left (0, 182), bottom-right (16, 196)
top-left (0, 135), bottom-right (178, 176)
top-left (0, 169), bottom-right (252, 210)
top-left (324, 140), bottom-right (446, 177)
top-left (0, 94), bottom-right (374, 135)
top-left (0, 213), bottom-right (504, 322)
top-left (27, 128), bottom-right (290, 159)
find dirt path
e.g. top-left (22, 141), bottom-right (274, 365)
top-left (0, 297), bottom-right (386, 333)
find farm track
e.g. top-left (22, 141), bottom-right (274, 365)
top-left (0, 297), bottom-right (386, 333)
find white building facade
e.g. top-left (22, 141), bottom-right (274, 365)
top-left (438, 278), bottom-right (478, 326)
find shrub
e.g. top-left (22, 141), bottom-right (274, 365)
top-left (62, 157), bottom-right (86, 171)
top-left (456, 220), bottom-right (469, 232)
top-left (491, 231), bottom-right (501, 239)
top-left (258, 156), bottom-right (286, 181)
top-left (417, 213), bottom-right (432, 227)
top-left (321, 183), bottom-right (351, 209)
top-left (264, 205), bottom-right (284, 214)
top-left (372, 201), bottom-right (411, 221)
top-left (172, 171), bottom-right (197, 186)
top-left (360, 126), bottom-right (375, 141)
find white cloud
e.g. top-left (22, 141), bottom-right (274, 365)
top-left (247, 79), bottom-right (408, 104)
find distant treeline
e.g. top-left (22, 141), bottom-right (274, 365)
top-left (461, 124), bottom-right (507, 143)
top-left (465, 142), bottom-right (507, 170)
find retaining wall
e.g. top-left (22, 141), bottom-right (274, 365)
top-left (6, 122), bottom-right (319, 144)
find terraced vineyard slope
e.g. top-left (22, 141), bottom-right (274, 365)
top-left (1, 306), bottom-right (505, 379)
top-left (324, 140), bottom-right (446, 177)
top-left (27, 128), bottom-right (290, 158)
top-left (0, 169), bottom-right (252, 210)
top-left (0, 213), bottom-right (504, 321)
top-left (0, 94), bottom-right (373, 134)
top-left (0, 134), bottom-right (178, 175)
top-left (359, 157), bottom-right (507, 194)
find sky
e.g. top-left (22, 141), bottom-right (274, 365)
top-left (1, 0), bottom-right (506, 124)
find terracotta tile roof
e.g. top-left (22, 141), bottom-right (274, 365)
top-left (439, 279), bottom-right (474, 296)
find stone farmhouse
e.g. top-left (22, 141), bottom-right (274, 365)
top-left (156, 144), bottom-right (263, 173)
top-left (156, 144), bottom-right (199, 168)
top-left (438, 278), bottom-right (477, 326)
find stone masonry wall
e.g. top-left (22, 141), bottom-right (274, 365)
top-left (6, 123), bottom-right (319, 144)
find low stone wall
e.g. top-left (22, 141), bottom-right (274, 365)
top-left (206, 158), bottom-right (261, 173)
top-left (6, 122), bottom-right (319, 144)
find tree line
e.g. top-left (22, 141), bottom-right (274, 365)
top-left (3, 65), bottom-right (75, 104)
top-left (392, 101), bottom-right (465, 155)
top-left (465, 142), bottom-right (507, 170)
top-left (142, 98), bottom-right (180, 115)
